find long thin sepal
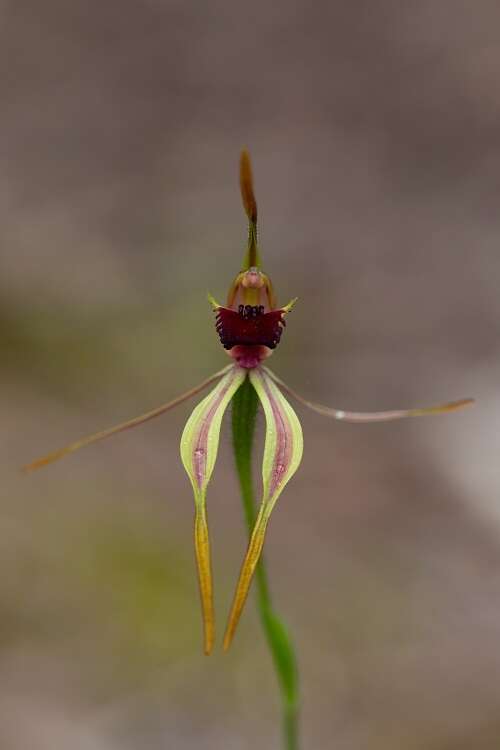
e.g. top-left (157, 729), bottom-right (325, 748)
top-left (180, 364), bottom-right (247, 654)
top-left (224, 367), bottom-right (303, 649)
top-left (23, 365), bottom-right (233, 472)
top-left (264, 367), bottom-right (474, 423)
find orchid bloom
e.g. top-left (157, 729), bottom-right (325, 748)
top-left (25, 150), bottom-right (473, 655)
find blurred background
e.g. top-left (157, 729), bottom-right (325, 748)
top-left (2, 1), bottom-right (500, 747)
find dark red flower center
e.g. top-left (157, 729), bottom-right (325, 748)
top-left (215, 305), bottom-right (286, 351)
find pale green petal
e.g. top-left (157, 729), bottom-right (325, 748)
top-left (250, 367), bottom-right (304, 513)
top-left (224, 367), bottom-right (303, 649)
top-left (180, 364), bottom-right (247, 653)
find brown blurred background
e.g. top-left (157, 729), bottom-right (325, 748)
top-left (2, 1), bottom-right (500, 747)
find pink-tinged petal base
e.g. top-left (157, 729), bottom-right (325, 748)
top-left (229, 344), bottom-right (272, 369)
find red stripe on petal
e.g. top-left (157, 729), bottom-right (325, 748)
top-left (191, 378), bottom-right (234, 488)
top-left (261, 375), bottom-right (294, 499)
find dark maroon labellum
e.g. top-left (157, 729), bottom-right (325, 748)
top-left (215, 306), bottom-right (286, 350)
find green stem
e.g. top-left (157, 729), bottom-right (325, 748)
top-left (232, 377), bottom-right (300, 750)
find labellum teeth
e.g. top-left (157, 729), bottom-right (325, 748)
top-left (223, 366), bottom-right (303, 650)
top-left (180, 364), bottom-right (247, 654)
top-left (215, 306), bottom-right (287, 351)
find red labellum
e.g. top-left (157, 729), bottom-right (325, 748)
top-left (215, 306), bottom-right (287, 355)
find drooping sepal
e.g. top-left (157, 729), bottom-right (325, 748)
top-left (180, 364), bottom-right (247, 653)
top-left (23, 365), bottom-right (234, 472)
top-left (223, 367), bottom-right (303, 649)
top-left (263, 367), bottom-right (474, 423)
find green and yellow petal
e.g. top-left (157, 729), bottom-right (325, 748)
top-left (224, 367), bottom-right (303, 649)
top-left (180, 364), bottom-right (247, 654)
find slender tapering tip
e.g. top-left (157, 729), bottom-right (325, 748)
top-left (240, 149), bottom-right (257, 224)
top-left (223, 507), bottom-right (270, 651)
top-left (240, 149), bottom-right (261, 269)
top-left (194, 510), bottom-right (215, 655)
top-left (409, 397), bottom-right (475, 416)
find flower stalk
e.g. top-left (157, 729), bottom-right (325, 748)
top-left (231, 377), bottom-right (299, 750)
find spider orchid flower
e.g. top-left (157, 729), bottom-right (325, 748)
top-left (24, 150), bottom-right (474, 655)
